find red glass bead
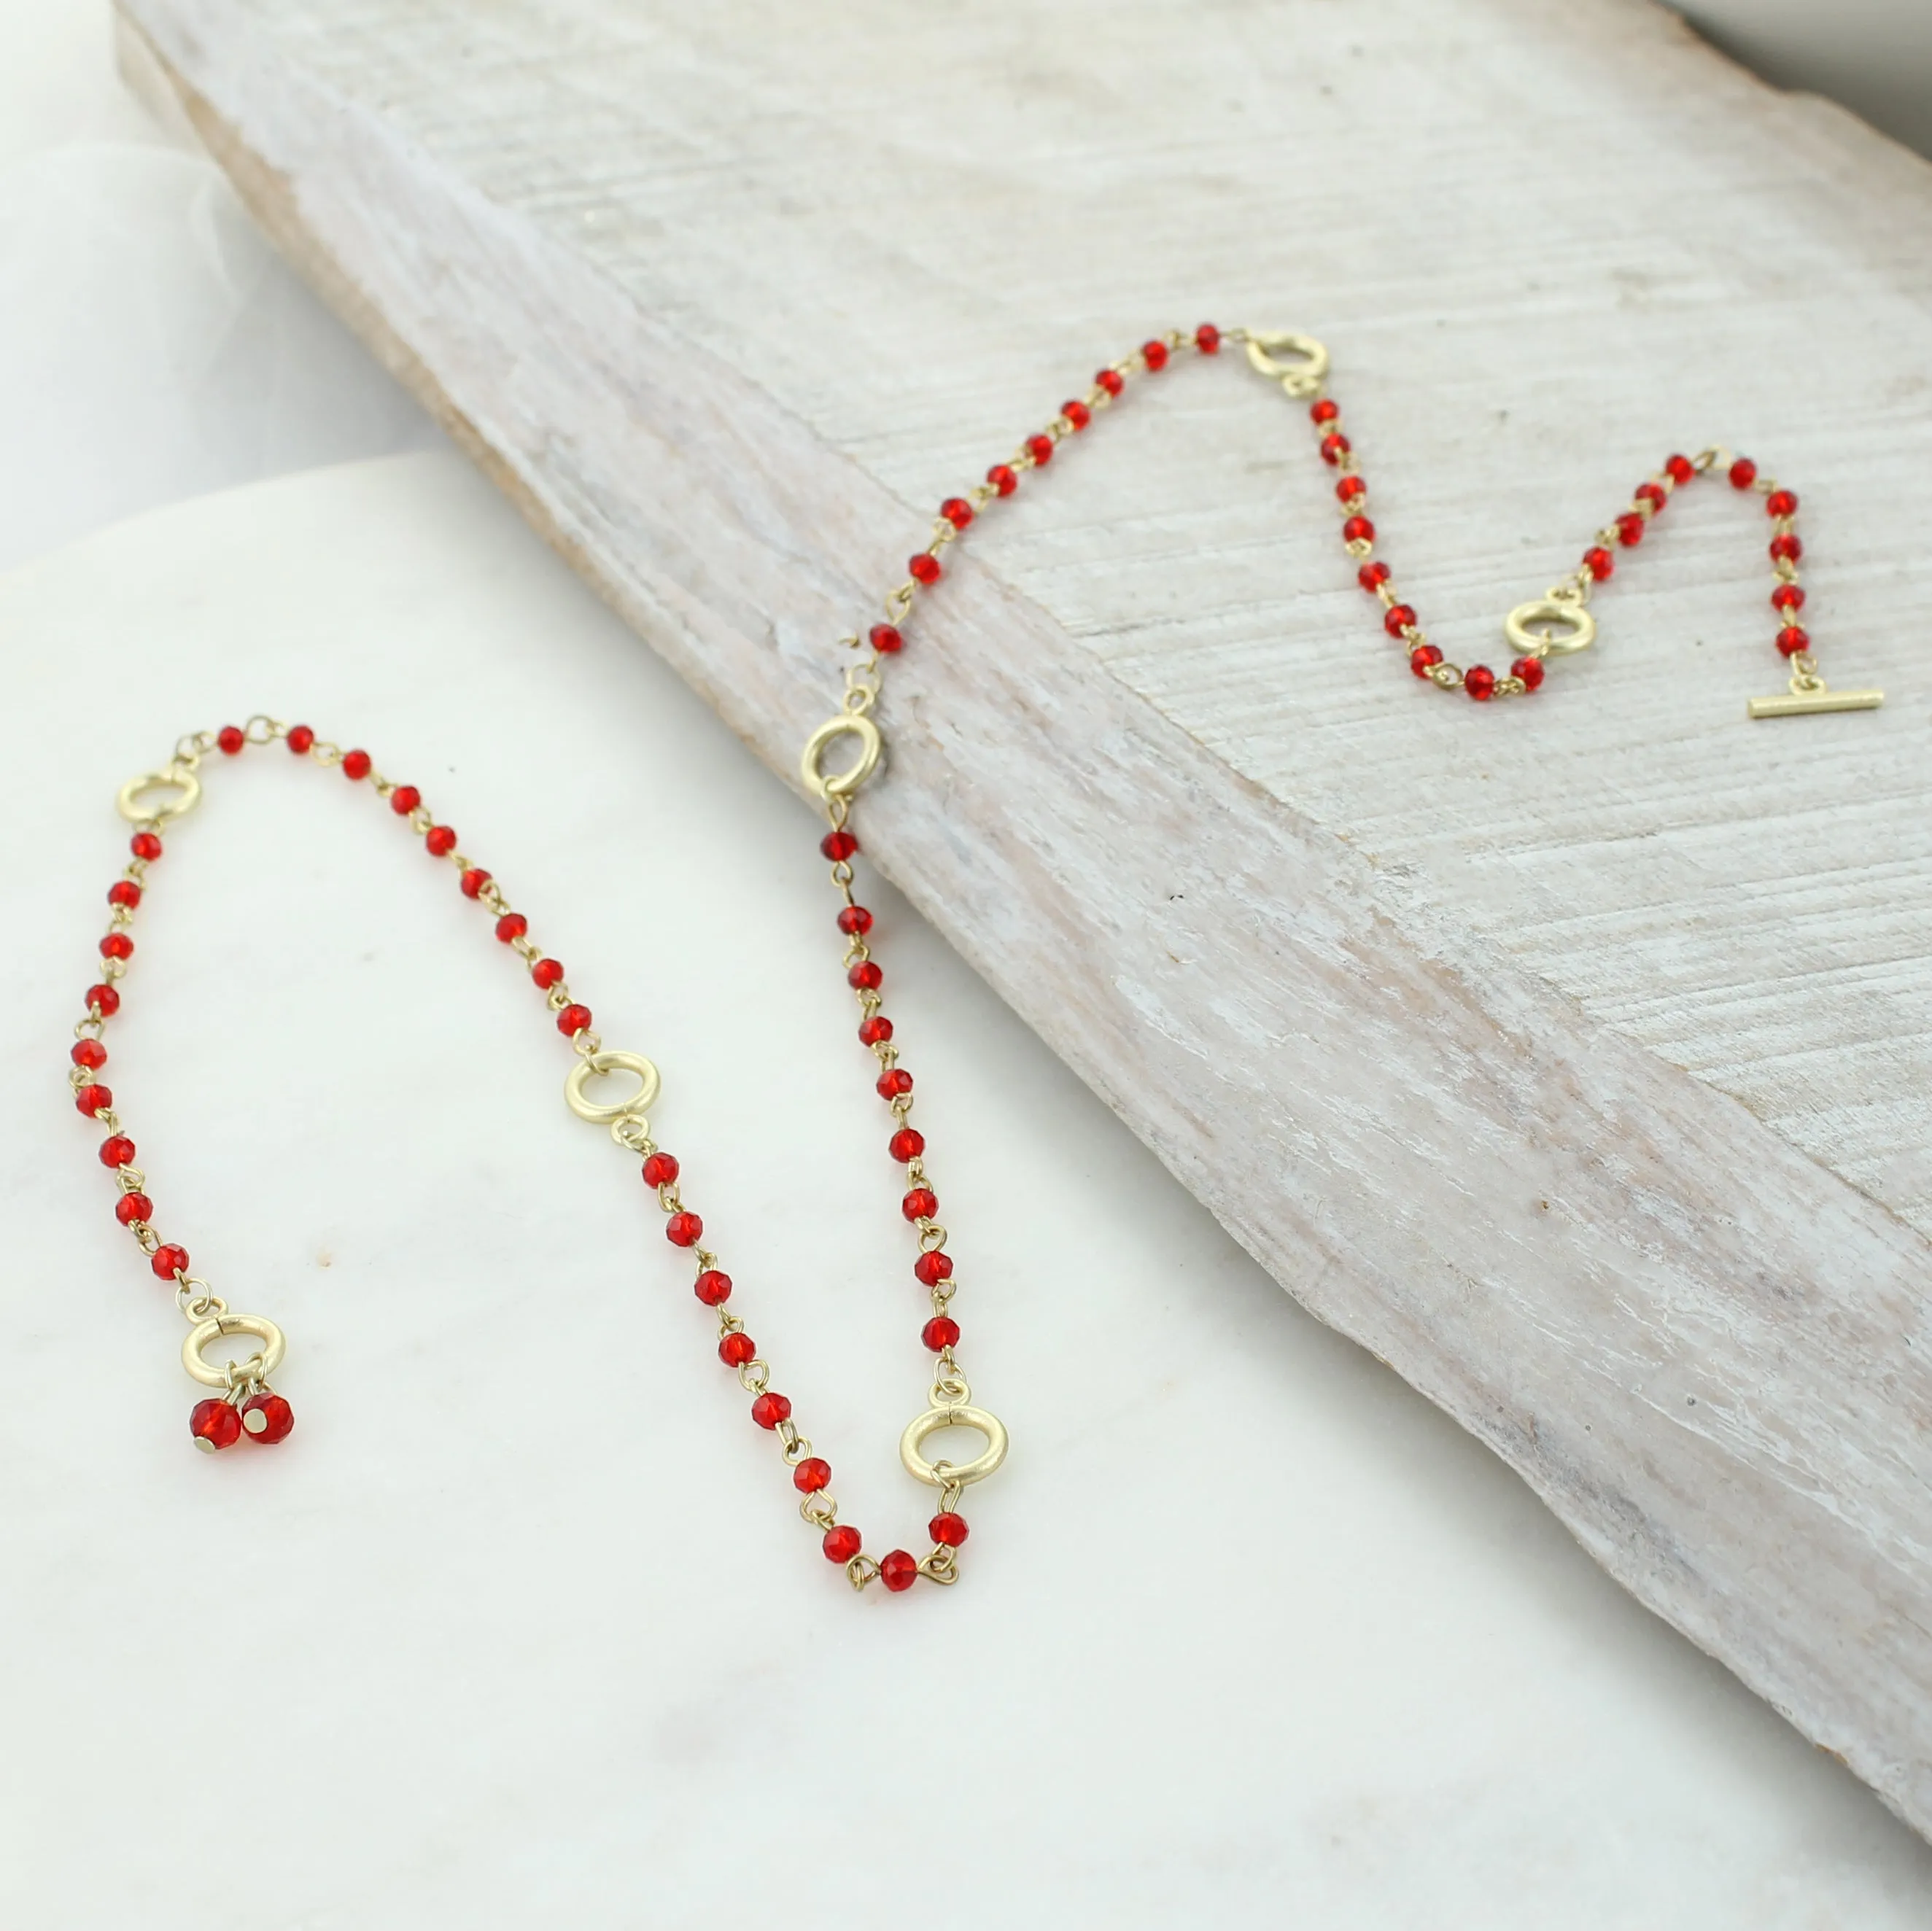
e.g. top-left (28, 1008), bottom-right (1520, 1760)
top-left (1410, 644), bottom-right (1443, 678)
top-left (877, 1068), bottom-right (913, 1100)
top-left (1062, 400), bottom-right (1091, 431)
top-left (98, 1135), bottom-right (135, 1167)
top-left (556, 1003), bottom-right (592, 1036)
top-left (493, 913), bottom-right (527, 944)
top-left (1464, 665), bottom-right (1497, 701)
top-left (190, 1398), bottom-right (241, 1452)
top-left (1357, 561), bottom-right (1390, 592)
top-left (1341, 515), bottom-right (1374, 545)
top-left (130, 831), bottom-right (163, 861)
top-left (922, 1315), bottom-right (960, 1352)
top-left (750, 1391), bottom-right (791, 1429)
top-left (929, 1512), bottom-right (969, 1547)
top-left (1634, 482), bottom-right (1667, 511)
top-left (858, 1016), bottom-right (894, 1046)
top-left (1195, 322), bottom-right (1221, 354)
top-left (889, 1127), bottom-right (925, 1163)
top-left (719, 1332), bottom-right (756, 1367)
top-left (838, 905), bottom-right (874, 936)
top-left (1096, 369), bottom-right (1124, 397)
top-left (88, 984), bottom-right (120, 1017)
top-left (1665, 454), bottom-right (1695, 484)
top-left (909, 553), bottom-right (942, 586)
top-left (1766, 488), bottom-right (1799, 518)
top-left (869, 623), bottom-right (903, 654)
top-left (152, 1243), bottom-right (189, 1280)
top-left (460, 868), bottom-right (491, 898)
top-left (1310, 399), bottom-right (1340, 424)
top-left (941, 496), bottom-right (974, 528)
top-left (642, 1151), bottom-right (680, 1187)
top-left (848, 960), bottom-right (883, 990)
top-left (1777, 625), bottom-right (1810, 657)
top-left (1583, 546), bottom-right (1614, 580)
top-left (902, 1186), bottom-right (937, 1221)
top-left (1511, 656), bottom-right (1545, 691)
top-left (1336, 474), bottom-right (1367, 503)
top-left (695, 1268), bottom-right (732, 1306)
top-left (342, 750), bottom-right (372, 780)
top-left (115, 1192), bottom-right (152, 1226)
top-left (1025, 434), bottom-right (1055, 465)
top-left (987, 463), bottom-right (1017, 496)
top-left (1615, 513), bottom-right (1645, 547)
top-left (532, 957), bottom-right (565, 989)
top-left (821, 828), bottom-right (859, 861)
top-left (880, 1550), bottom-right (919, 1591)
top-left (914, 1250), bottom-right (953, 1286)
top-left (1320, 433), bottom-right (1351, 465)
top-left (1769, 533), bottom-right (1802, 564)
top-left (390, 784), bottom-right (422, 815)
top-left (100, 933), bottom-right (133, 960)
top-left (425, 825), bottom-right (457, 857)
top-left (75, 1084), bottom-right (112, 1117)
top-left (239, 1392), bottom-right (294, 1444)
top-left (71, 1038), bottom-right (107, 1069)
top-left (108, 880), bottom-right (141, 909)
top-left (822, 1525), bottom-right (861, 1563)
top-left (286, 724), bottom-right (315, 755)
top-left (794, 1457), bottom-right (831, 1493)
top-left (217, 726), bottom-right (245, 755)
top-left (1141, 339), bottom-right (1169, 371)
top-left (1729, 457), bottom-right (1757, 489)
top-left (1383, 603), bottom-right (1416, 639)
top-left (666, 1211), bottom-right (703, 1247)
top-left (1772, 583), bottom-right (1806, 613)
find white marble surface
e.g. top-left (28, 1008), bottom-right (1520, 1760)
top-left (2, 452), bottom-right (1928, 1927)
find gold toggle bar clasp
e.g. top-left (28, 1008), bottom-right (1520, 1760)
top-left (1747, 672), bottom-right (1885, 720)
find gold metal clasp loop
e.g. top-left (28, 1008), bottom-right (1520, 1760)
top-left (182, 1312), bottom-right (285, 1389)
top-left (899, 1403), bottom-right (1009, 1489)
top-left (564, 1050), bottom-right (662, 1124)
top-left (799, 712), bottom-right (883, 800)
top-left (116, 763), bottom-right (203, 826)
top-left (1505, 597), bottom-right (1598, 658)
top-left (1244, 331), bottom-right (1330, 398)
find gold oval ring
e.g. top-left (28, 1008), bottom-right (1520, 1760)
top-left (799, 713), bottom-right (882, 800)
top-left (564, 1050), bottom-right (662, 1124)
top-left (1505, 597), bottom-right (1597, 658)
top-left (899, 1403), bottom-right (1009, 1488)
top-left (116, 765), bottom-right (203, 825)
top-left (182, 1313), bottom-right (285, 1389)
top-left (1244, 331), bottom-right (1330, 397)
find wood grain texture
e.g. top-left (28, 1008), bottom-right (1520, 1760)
top-left (112, 0), bottom-right (1932, 1833)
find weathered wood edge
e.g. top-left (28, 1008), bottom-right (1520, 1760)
top-left (112, 2), bottom-right (1932, 1836)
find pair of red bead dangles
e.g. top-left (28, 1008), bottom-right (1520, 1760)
top-left (189, 1390), bottom-right (295, 1453)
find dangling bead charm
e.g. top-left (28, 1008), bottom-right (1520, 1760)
top-left (240, 1391), bottom-right (295, 1444)
top-left (190, 1396), bottom-right (242, 1452)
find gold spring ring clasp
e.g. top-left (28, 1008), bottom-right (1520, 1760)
top-left (1244, 331), bottom-right (1330, 398)
top-left (116, 763), bottom-right (203, 826)
top-left (899, 1402), bottom-right (1009, 1489)
top-left (182, 1312), bottom-right (285, 1390)
top-left (799, 713), bottom-right (883, 801)
top-left (564, 1050), bottom-right (662, 1125)
top-left (1505, 596), bottom-right (1598, 658)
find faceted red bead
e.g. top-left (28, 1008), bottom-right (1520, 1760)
top-left (794, 1456), bottom-right (832, 1493)
top-left (750, 1391), bottom-right (791, 1429)
top-left (695, 1269), bottom-right (733, 1306)
top-left (922, 1315), bottom-right (961, 1352)
top-left (880, 1550), bottom-right (919, 1591)
top-left (1583, 546), bottom-right (1614, 580)
top-left (1310, 399), bottom-right (1340, 424)
top-left (665, 1211), bottom-right (703, 1247)
top-left (642, 1151), bottom-right (680, 1187)
top-left (130, 831), bottom-right (163, 861)
top-left (71, 1038), bottom-right (106, 1069)
top-left (1341, 515), bottom-right (1374, 545)
top-left (869, 623), bottom-right (903, 654)
top-left (929, 1512), bottom-right (969, 1547)
top-left (1062, 400), bottom-right (1091, 431)
top-left (1409, 644), bottom-right (1443, 679)
top-left (75, 1084), bottom-right (112, 1117)
top-left (556, 1003), bottom-right (592, 1036)
top-left (190, 1398), bottom-right (241, 1452)
top-left (987, 463), bottom-right (1018, 496)
top-left (1665, 454), bottom-right (1695, 484)
top-left (425, 825), bottom-right (457, 857)
top-left (1335, 473), bottom-right (1367, 503)
top-left (902, 1186), bottom-right (937, 1221)
top-left (1766, 489), bottom-right (1799, 518)
top-left (1634, 483), bottom-right (1667, 511)
top-left (286, 724), bottom-right (316, 755)
top-left (1777, 625), bottom-right (1810, 657)
top-left (98, 1135), bottom-right (135, 1167)
top-left (1357, 561), bottom-right (1390, 592)
top-left (1320, 433), bottom-right (1351, 465)
top-left (88, 984), bottom-right (120, 1017)
top-left (116, 1192), bottom-right (152, 1226)
top-left (858, 1016), bottom-right (893, 1046)
top-left (494, 912), bottom-right (528, 944)
top-left (1096, 368), bottom-right (1124, 397)
top-left (877, 1068), bottom-right (913, 1100)
top-left (152, 1243), bottom-right (189, 1280)
top-left (1769, 533), bottom-right (1802, 563)
top-left (342, 750), bottom-right (372, 780)
top-left (240, 1392), bottom-right (294, 1444)
top-left (1384, 604), bottom-right (1416, 638)
top-left (1195, 322), bottom-right (1222, 354)
top-left (1464, 665), bottom-right (1497, 702)
top-left (108, 880), bottom-right (141, 909)
top-left (821, 829), bottom-right (859, 861)
top-left (1615, 513), bottom-right (1645, 547)
top-left (1025, 434), bottom-right (1055, 465)
top-left (1772, 583), bottom-right (1806, 613)
top-left (217, 726), bottom-right (245, 755)
top-left (1512, 656), bottom-right (1546, 691)
top-left (460, 868), bottom-right (491, 898)
top-left (914, 1250), bottom-right (954, 1286)
top-left (909, 553), bottom-right (942, 585)
top-left (532, 957), bottom-right (565, 990)
top-left (822, 1525), bottom-right (862, 1563)
top-left (941, 497), bottom-right (975, 528)
top-left (100, 933), bottom-right (133, 960)
top-left (889, 1127), bottom-right (925, 1163)
top-left (719, 1332), bottom-right (756, 1367)
top-left (838, 905), bottom-right (874, 936)
top-left (389, 784), bottom-right (422, 815)
top-left (1141, 339), bottom-right (1169, 370)
top-left (848, 960), bottom-right (883, 990)
top-left (1729, 457), bottom-right (1757, 489)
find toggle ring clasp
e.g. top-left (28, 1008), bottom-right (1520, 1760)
top-left (565, 1050), bottom-right (662, 1125)
top-left (182, 1313), bottom-right (285, 1389)
top-left (1505, 596), bottom-right (1598, 658)
top-left (899, 1403), bottom-right (1009, 1489)
top-left (1244, 331), bottom-right (1330, 397)
top-left (799, 713), bottom-right (883, 801)
top-left (116, 764), bottom-right (203, 826)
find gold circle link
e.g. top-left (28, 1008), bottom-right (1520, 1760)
top-left (799, 713), bottom-right (883, 801)
top-left (1504, 597), bottom-right (1598, 658)
top-left (182, 1313), bottom-right (285, 1390)
top-left (564, 1050), bottom-right (662, 1125)
top-left (1243, 330), bottom-right (1330, 397)
top-left (116, 765), bottom-right (203, 825)
top-left (899, 1404), bottom-right (1009, 1489)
